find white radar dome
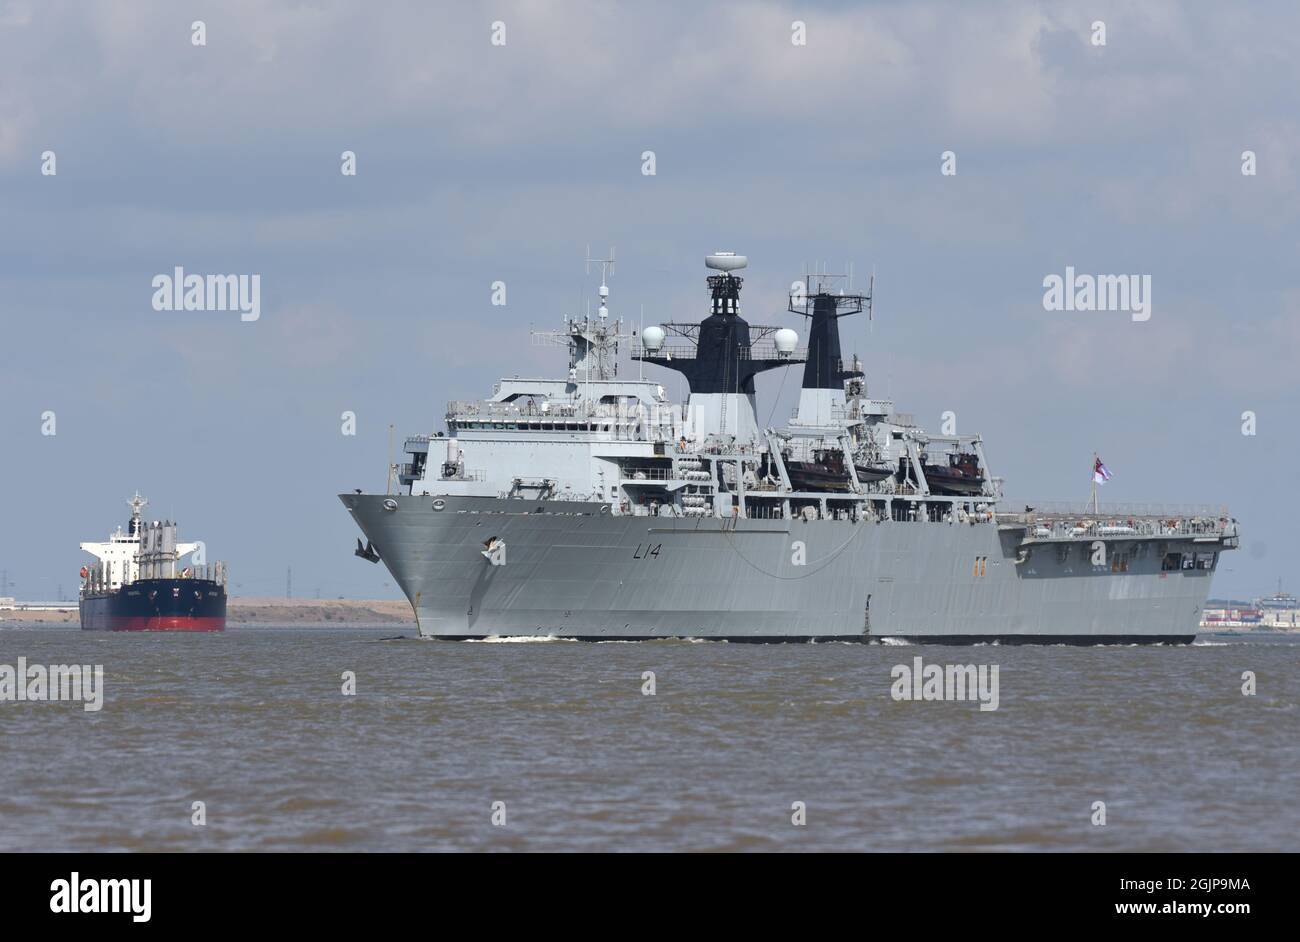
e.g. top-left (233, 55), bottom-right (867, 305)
top-left (705, 252), bottom-right (748, 272)
top-left (774, 327), bottom-right (799, 354)
top-left (641, 325), bottom-right (666, 351)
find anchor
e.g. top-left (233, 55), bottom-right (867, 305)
top-left (481, 537), bottom-right (507, 567)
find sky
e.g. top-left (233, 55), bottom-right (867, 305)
top-left (1, 0), bottom-right (1296, 602)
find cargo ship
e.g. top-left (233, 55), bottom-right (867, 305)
top-left (79, 493), bottom-right (227, 631)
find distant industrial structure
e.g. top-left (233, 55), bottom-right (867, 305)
top-left (1202, 585), bottom-right (1300, 631)
top-left (0, 598), bottom-right (78, 613)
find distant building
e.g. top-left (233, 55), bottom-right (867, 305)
top-left (1201, 602), bottom-right (1262, 628)
top-left (1258, 588), bottom-right (1300, 629)
top-left (1202, 588), bottom-right (1299, 630)
top-left (0, 597), bottom-right (14, 610)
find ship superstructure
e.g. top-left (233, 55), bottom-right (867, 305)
top-left (342, 253), bottom-right (1238, 643)
top-left (79, 493), bottom-right (227, 631)
top-left (1255, 584), bottom-right (1300, 629)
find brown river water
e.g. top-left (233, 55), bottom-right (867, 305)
top-left (1, 625), bottom-right (1296, 852)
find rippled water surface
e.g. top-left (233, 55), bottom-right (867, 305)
top-left (1, 626), bottom-right (1297, 851)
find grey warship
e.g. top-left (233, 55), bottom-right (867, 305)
top-left (341, 252), bottom-right (1238, 643)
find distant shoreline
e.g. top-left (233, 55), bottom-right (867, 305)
top-left (226, 597), bottom-right (414, 625)
top-left (0, 597), bottom-right (415, 626)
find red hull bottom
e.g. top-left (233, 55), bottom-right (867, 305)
top-left (83, 615), bottom-right (225, 632)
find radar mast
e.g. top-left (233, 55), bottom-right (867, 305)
top-left (531, 246), bottom-right (630, 383)
top-left (126, 491), bottom-right (148, 537)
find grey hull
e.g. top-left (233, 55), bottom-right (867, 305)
top-left (341, 494), bottom-right (1223, 643)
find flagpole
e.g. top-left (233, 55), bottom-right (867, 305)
top-left (1091, 452), bottom-right (1098, 516)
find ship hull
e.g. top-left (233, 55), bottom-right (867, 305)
top-left (80, 578), bottom-right (226, 632)
top-left (341, 494), bottom-right (1225, 644)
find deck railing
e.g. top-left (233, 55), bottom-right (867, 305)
top-left (996, 502), bottom-right (1236, 542)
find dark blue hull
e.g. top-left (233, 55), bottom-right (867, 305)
top-left (80, 578), bottom-right (226, 631)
